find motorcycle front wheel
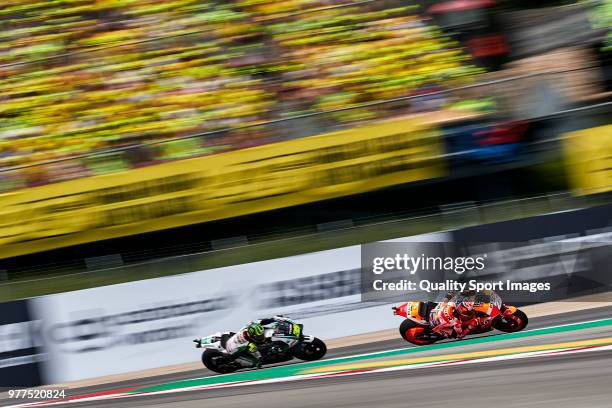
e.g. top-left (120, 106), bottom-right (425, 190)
top-left (292, 338), bottom-right (327, 361)
top-left (492, 309), bottom-right (528, 333)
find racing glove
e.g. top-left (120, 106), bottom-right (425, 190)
top-left (248, 343), bottom-right (262, 359)
top-left (247, 343), bottom-right (264, 368)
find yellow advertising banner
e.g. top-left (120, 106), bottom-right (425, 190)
top-left (0, 118), bottom-right (446, 258)
top-left (563, 124), bottom-right (612, 196)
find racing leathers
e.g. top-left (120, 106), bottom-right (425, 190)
top-left (431, 290), bottom-right (513, 339)
top-left (224, 323), bottom-right (266, 368)
top-left (223, 317), bottom-right (291, 368)
top-left (429, 299), bottom-right (476, 339)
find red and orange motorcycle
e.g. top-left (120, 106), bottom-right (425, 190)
top-left (392, 293), bottom-right (528, 345)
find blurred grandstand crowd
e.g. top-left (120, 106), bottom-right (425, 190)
top-left (1, 0), bottom-right (610, 192)
top-left (0, 0), bottom-right (485, 190)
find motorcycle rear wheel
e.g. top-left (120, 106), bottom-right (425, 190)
top-left (399, 319), bottom-right (438, 345)
top-left (202, 350), bottom-right (238, 374)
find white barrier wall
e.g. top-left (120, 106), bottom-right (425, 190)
top-left (32, 233), bottom-right (450, 383)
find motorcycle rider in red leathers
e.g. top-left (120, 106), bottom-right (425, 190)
top-left (431, 290), bottom-right (515, 339)
top-left (430, 297), bottom-right (477, 339)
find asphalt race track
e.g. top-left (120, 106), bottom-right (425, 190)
top-left (102, 350), bottom-right (612, 408)
top-left (4, 306), bottom-right (612, 408)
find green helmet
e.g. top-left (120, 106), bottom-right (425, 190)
top-left (247, 323), bottom-right (265, 342)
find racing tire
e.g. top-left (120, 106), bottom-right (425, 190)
top-left (493, 309), bottom-right (528, 333)
top-left (201, 350), bottom-right (238, 374)
top-left (292, 338), bottom-right (327, 361)
top-left (399, 319), bottom-right (438, 345)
